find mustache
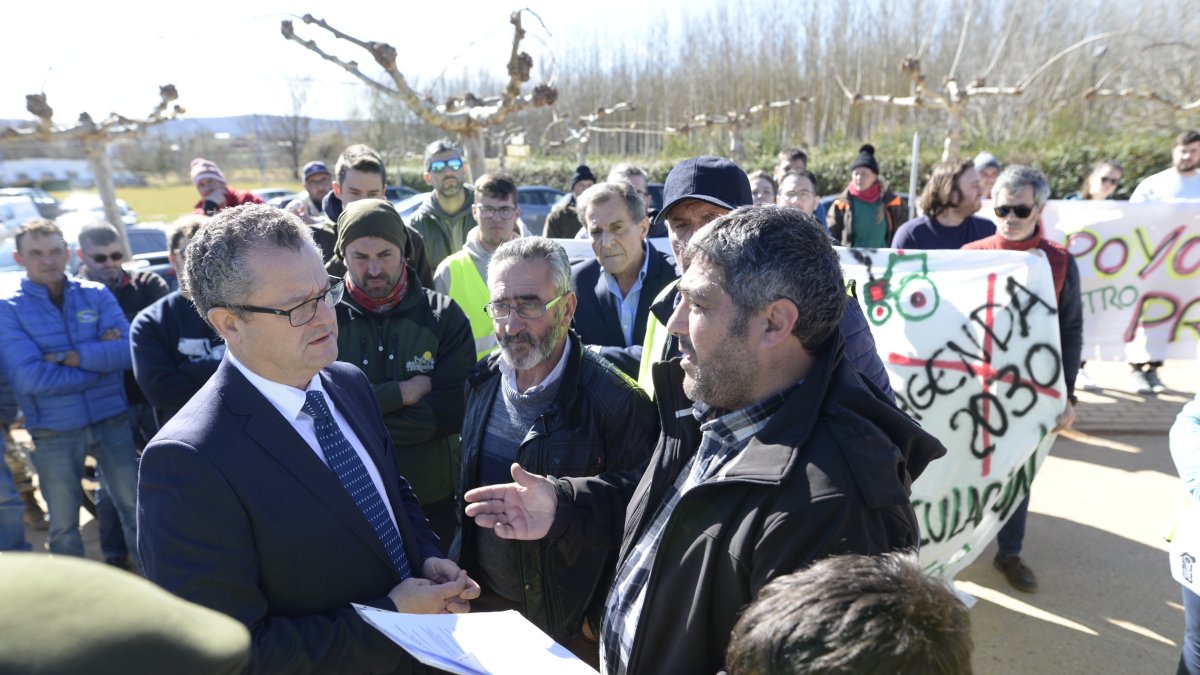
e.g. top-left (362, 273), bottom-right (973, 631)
top-left (678, 336), bottom-right (695, 356)
top-left (501, 332), bottom-right (535, 347)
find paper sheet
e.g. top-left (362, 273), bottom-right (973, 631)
top-left (353, 605), bottom-right (599, 675)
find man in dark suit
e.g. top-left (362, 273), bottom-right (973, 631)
top-left (570, 181), bottom-right (678, 378)
top-left (138, 204), bottom-right (479, 674)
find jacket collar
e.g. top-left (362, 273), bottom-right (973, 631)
top-left (469, 329), bottom-right (587, 427)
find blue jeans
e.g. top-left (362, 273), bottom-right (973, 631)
top-left (997, 495), bottom-right (1030, 556)
top-left (0, 433), bottom-right (30, 551)
top-left (96, 404), bottom-right (157, 561)
top-left (28, 414), bottom-right (139, 557)
top-left (1182, 587), bottom-right (1200, 675)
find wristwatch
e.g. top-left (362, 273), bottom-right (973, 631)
top-left (54, 352), bottom-right (66, 364)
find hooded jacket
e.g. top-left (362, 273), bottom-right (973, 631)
top-left (407, 185), bottom-right (477, 271)
top-left (320, 191), bottom-right (435, 287)
top-left (827, 185), bottom-right (908, 248)
top-left (334, 267), bottom-right (474, 508)
top-left (551, 328), bottom-right (946, 674)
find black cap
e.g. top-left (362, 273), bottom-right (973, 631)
top-left (570, 165), bottom-right (597, 190)
top-left (653, 156), bottom-right (752, 227)
top-left (850, 144), bottom-right (879, 175)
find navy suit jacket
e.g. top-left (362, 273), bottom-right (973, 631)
top-left (138, 358), bottom-right (441, 674)
top-left (571, 243), bottom-right (678, 378)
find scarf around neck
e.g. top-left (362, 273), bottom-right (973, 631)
top-left (849, 181), bottom-right (882, 204)
top-left (346, 264), bottom-right (409, 313)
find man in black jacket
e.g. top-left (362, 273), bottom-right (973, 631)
top-left (466, 206), bottom-right (946, 675)
top-left (458, 236), bottom-right (657, 663)
top-left (571, 181), bottom-right (677, 378)
top-left (77, 222), bottom-right (170, 569)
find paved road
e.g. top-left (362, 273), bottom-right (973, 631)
top-left (963, 359), bottom-right (1198, 674)
top-left (15, 360), bottom-right (1200, 673)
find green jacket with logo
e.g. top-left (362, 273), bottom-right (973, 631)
top-left (334, 268), bottom-right (475, 506)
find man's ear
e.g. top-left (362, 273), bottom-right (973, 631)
top-left (561, 291), bottom-right (578, 326)
top-left (332, 182), bottom-right (342, 199)
top-left (207, 307), bottom-right (240, 346)
top-left (423, 171), bottom-right (434, 187)
top-left (638, 216), bottom-right (650, 239)
top-left (759, 298), bottom-right (800, 350)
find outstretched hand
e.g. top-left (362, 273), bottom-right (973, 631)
top-left (463, 463), bottom-right (558, 541)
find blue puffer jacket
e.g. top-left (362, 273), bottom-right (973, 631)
top-left (0, 276), bottom-right (131, 431)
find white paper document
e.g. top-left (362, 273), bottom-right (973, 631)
top-left (353, 604), bottom-right (599, 675)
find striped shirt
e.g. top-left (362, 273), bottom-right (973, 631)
top-left (599, 387), bottom-right (794, 674)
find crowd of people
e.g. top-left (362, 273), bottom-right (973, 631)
top-left (0, 128), bottom-right (1198, 674)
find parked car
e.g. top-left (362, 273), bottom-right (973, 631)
top-left (55, 193), bottom-right (138, 239)
top-left (251, 187), bottom-right (296, 203)
top-left (387, 185), bottom-right (418, 205)
top-left (0, 195), bottom-right (44, 237)
top-left (516, 185), bottom-right (565, 234)
top-left (0, 187), bottom-right (61, 219)
top-left (646, 183), bottom-right (663, 214)
top-left (395, 191), bottom-right (535, 237)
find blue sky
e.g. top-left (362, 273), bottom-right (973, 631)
top-left (2, 0), bottom-right (709, 122)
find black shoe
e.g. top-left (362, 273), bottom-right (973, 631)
top-left (1145, 369), bottom-right (1166, 394)
top-left (994, 553), bottom-right (1038, 592)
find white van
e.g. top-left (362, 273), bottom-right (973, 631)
top-left (0, 195), bottom-right (42, 238)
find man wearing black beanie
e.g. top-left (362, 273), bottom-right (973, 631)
top-left (543, 164), bottom-right (597, 238)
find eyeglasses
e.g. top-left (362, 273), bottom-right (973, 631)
top-left (1100, 177), bottom-right (1121, 186)
top-left (484, 293), bottom-right (566, 320)
top-left (477, 205), bottom-right (516, 219)
top-left (90, 251), bottom-right (124, 264)
top-left (428, 158), bottom-right (463, 173)
top-left (994, 204), bottom-right (1035, 219)
top-left (782, 190), bottom-right (816, 200)
top-left (220, 277), bottom-right (344, 327)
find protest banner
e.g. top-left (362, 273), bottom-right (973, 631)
top-left (1030, 200), bottom-right (1200, 362)
top-left (840, 247), bottom-right (1067, 581)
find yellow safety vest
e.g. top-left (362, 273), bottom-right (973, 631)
top-left (445, 252), bottom-right (498, 361)
top-left (635, 280), bottom-right (679, 397)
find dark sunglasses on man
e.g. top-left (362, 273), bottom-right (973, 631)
top-left (994, 204), bottom-right (1035, 219)
top-left (91, 251), bottom-right (125, 264)
top-left (429, 158), bottom-right (463, 173)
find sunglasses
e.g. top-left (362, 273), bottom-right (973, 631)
top-left (1100, 177), bottom-right (1121, 186)
top-left (429, 158), bottom-right (463, 173)
top-left (91, 251), bottom-right (125, 263)
top-left (994, 204), bottom-right (1035, 219)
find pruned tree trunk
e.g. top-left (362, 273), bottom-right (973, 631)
top-left (1, 86), bottom-right (183, 255)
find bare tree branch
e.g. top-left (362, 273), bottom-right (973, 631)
top-left (283, 10), bottom-right (558, 177)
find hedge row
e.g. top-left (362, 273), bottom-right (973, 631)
top-left (388, 134), bottom-right (1177, 200)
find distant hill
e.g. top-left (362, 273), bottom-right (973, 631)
top-left (0, 116), bottom-right (352, 139)
top-left (149, 115), bottom-right (353, 138)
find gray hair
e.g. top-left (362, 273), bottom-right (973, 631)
top-left (683, 205), bottom-right (846, 352)
top-left (78, 222), bottom-right (120, 250)
top-left (423, 138), bottom-right (460, 169)
top-left (992, 165), bottom-right (1050, 207)
top-left (182, 204), bottom-right (316, 328)
top-left (576, 180), bottom-right (646, 225)
top-left (607, 163), bottom-right (648, 184)
top-left (488, 236), bottom-right (572, 296)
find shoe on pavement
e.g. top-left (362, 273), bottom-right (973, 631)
top-left (1075, 369), bottom-right (1099, 392)
top-left (1129, 369), bottom-right (1156, 395)
top-left (1145, 369), bottom-right (1166, 394)
top-left (21, 491), bottom-right (48, 531)
top-left (994, 553), bottom-right (1038, 592)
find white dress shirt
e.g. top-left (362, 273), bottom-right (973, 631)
top-left (227, 351), bottom-right (399, 529)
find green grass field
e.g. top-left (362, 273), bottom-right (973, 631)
top-left (51, 182), bottom-right (302, 225)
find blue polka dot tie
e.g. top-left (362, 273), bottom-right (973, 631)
top-left (302, 390), bottom-right (411, 579)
